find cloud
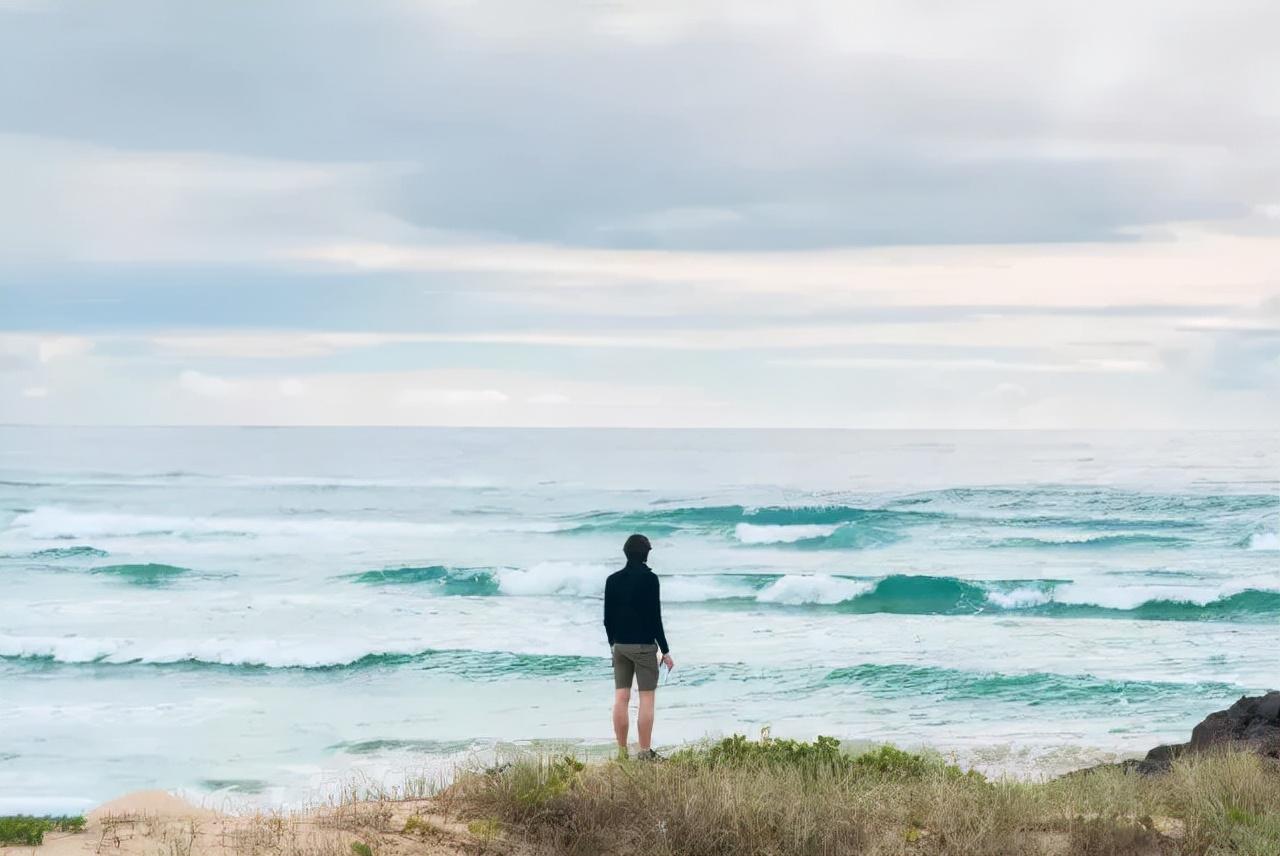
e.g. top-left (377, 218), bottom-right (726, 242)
top-left (151, 332), bottom-right (417, 359)
top-left (178, 370), bottom-right (238, 398)
top-left (397, 388), bottom-right (510, 406)
top-left (292, 229), bottom-right (1280, 312)
top-left (20, 386), bottom-right (48, 398)
top-left (1, 1), bottom-right (1277, 253)
top-left (1, 1), bottom-right (1278, 428)
top-left (0, 334), bottom-right (94, 371)
top-left (769, 357), bottom-right (1157, 373)
top-left (37, 336), bottom-right (93, 363)
top-left (0, 134), bottom-right (415, 268)
top-left (277, 378), bottom-right (307, 398)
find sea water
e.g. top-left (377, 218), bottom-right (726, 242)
top-left (0, 427), bottom-right (1276, 812)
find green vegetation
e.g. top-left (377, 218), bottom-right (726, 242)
top-left (454, 735), bottom-right (1280, 855)
top-left (669, 734), bottom-right (980, 781)
top-left (466, 818), bottom-right (503, 841)
top-left (400, 814), bottom-right (440, 837)
top-left (0, 815), bottom-right (86, 846)
top-left (348, 841), bottom-right (373, 856)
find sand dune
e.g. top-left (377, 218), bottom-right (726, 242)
top-left (3, 791), bottom-right (504, 856)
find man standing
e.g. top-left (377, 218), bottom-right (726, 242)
top-left (603, 533), bottom-right (674, 760)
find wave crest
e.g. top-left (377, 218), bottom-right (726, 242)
top-left (1247, 532), bottom-right (1279, 551)
top-left (823, 663), bottom-right (1240, 704)
top-left (0, 636), bottom-right (599, 675)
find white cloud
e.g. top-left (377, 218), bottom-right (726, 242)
top-left (397, 388), bottom-right (510, 406)
top-left (277, 378), bottom-right (307, 398)
top-left (0, 134), bottom-right (416, 268)
top-left (20, 386), bottom-right (48, 398)
top-left (527, 393), bottom-right (572, 405)
top-left (2, 2), bottom-right (1278, 429)
top-left (150, 332), bottom-right (412, 359)
top-left (36, 336), bottom-right (93, 363)
top-left (294, 228), bottom-right (1280, 311)
top-left (178, 370), bottom-right (238, 398)
top-left (770, 357), bottom-right (1157, 373)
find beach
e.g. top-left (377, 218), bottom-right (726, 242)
top-left (0, 789), bottom-right (485, 856)
top-left (8, 734), bottom-right (1280, 856)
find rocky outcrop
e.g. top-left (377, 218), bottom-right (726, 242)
top-left (1133, 691), bottom-right (1280, 774)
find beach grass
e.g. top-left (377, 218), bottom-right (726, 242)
top-left (0, 816), bottom-right (86, 846)
top-left (450, 735), bottom-right (1280, 855)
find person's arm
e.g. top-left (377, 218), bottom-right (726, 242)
top-left (651, 574), bottom-right (670, 656)
top-left (603, 575), bottom-right (616, 647)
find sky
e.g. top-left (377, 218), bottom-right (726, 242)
top-left (1, 0), bottom-right (1278, 428)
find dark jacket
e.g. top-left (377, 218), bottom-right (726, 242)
top-left (603, 561), bottom-right (669, 654)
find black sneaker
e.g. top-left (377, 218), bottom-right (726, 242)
top-left (636, 749), bottom-right (663, 762)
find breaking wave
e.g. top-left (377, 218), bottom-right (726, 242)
top-left (90, 563), bottom-right (196, 586)
top-left (991, 534), bottom-right (1194, 549)
top-left (342, 565), bottom-right (500, 596)
top-left (822, 663), bottom-right (1241, 705)
top-left (334, 564), bottom-right (1280, 621)
top-left (0, 637), bottom-right (600, 675)
top-left (1, 507), bottom-right (568, 543)
top-left (28, 546), bottom-right (110, 559)
top-left (1247, 532), bottom-right (1279, 551)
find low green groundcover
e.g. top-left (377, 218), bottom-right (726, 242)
top-left (0, 815), bottom-right (87, 846)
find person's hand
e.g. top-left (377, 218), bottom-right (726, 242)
top-left (661, 653), bottom-right (675, 671)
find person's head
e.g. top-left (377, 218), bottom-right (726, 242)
top-left (623, 533), bottom-right (651, 563)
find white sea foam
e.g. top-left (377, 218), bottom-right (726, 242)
top-left (756, 574), bottom-right (873, 605)
top-left (494, 565), bottom-right (757, 602)
top-left (1248, 531), bottom-right (1279, 551)
top-left (1049, 582), bottom-right (1218, 610)
top-left (0, 633), bottom-right (428, 668)
top-left (734, 523), bottom-right (839, 544)
top-left (985, 586), bottom-right (1052, 609)
top-left (223, 474), bottom-right (503, 489)
top-left (1047, 576), bottom-right (1280, 610)
top-left (496, 562), bottom-right (606, 597)
top-left (662, 576), bottom-right (752, 602)
top-left (1, 506), bottom-right (566, 543)
top-left (0, 796), bottom-right (97, 816)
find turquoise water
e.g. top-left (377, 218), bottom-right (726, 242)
top-left (0, 427), bottom-right (1276, 810)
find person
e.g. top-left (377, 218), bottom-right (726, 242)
top-left (603, 533), bottom-right (674, 760)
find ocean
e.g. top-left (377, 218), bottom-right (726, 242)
top-left (1, 426), bottom-right (1276, 813)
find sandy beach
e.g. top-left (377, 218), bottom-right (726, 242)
top-left (1, 790), bottom-right (504, 856)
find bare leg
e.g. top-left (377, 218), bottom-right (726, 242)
top-left (612, 688), bottom-right (631, 749)
top-left (637, 690), bottom-right (656, 751)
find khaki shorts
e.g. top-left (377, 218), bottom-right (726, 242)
top-left (612, 643), bottom-right (660, 691)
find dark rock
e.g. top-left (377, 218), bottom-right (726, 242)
top-left (1136, 691), bottom-right (1280, 774)
top-left (1134, 743), bottom-right (1183, 776)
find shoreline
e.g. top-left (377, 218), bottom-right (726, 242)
top-left (1, 735), bottom-right (1156, 819)
top-left (6, 740), bottom-right (1278, 856)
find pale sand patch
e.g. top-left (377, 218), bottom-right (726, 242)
top-left (3, 790), bottom-right (517, 856)
top-left (88, 791), bottom-right (216, 821)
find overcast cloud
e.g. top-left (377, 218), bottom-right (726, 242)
top-left (1, 0), bottom-right (1277, 427)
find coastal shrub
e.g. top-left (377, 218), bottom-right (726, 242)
top-left (460, 754), bottom-right (586, 822)
top-left (400, 814), bottom-right (444, 838)
top-left (452, 745), bottom-right (1280, 855)
top-left (1158, 752), bottom-right (1280, 855)
top-left (1068, 816), bottom-right (1165, 855)
top-left (466, 818), bottom-right (502, 840)
top-left (669, 733), bottom-right (847, 770)
top-left (0, 815), bottom-right (86, 846)
top-left (668, 734), bottom-right (980, 782)
top-left (512, 755), bottom-right (584, 812)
